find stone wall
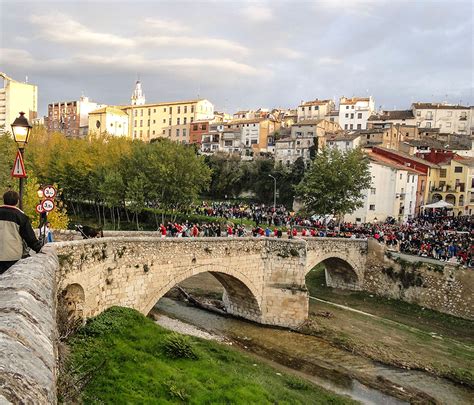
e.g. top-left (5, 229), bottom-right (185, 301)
top-left (0, 246), bottom-right (58, 404)
top-left (56, 237), bottom-right (309, 328)
top-left (364, 239), bottom-right (474, 320)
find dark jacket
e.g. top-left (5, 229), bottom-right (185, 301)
top-left (0, 205), bottom-right (42, 261)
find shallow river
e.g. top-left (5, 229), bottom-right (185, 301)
top-left (153, 298), bottom-right (472, 405)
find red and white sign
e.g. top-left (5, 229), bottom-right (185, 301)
top-left (36, 203), bottom-right (45, 214)
top-left (43, 185), bottom-right (57, 199)
top-left (41, 198), bottom-right (55, 212)
top-left (11, 151), bottom-right (27, 178)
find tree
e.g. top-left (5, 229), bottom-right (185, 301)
top-left (126, 175), bottom-right (147, 230)
top-left (295, 147), bottom-right (372, 218)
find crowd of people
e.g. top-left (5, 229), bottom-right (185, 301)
top-left (160, 204), bottom-right (474, 267)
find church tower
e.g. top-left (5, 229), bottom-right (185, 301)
top-left (131, 80), bottom-right (146, 105)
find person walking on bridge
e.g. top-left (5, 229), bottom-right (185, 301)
top-left (0, 190), bottom-right (43, 275)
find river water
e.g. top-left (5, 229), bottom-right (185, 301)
top-left (153, 298), bottom-right (472, 405)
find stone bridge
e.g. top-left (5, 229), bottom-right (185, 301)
top-left (56, 236), bottom-right (368, 328)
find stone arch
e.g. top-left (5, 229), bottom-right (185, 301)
top-left (459, 194), bottom-right (464, 207)
top-left (142, 264), bottom-right (263, 322)
top-left (445, 194), bottom-right (456, 206)
top-left (60, 283), bottom-right (85, 319)
top-left (306, 254), bottom-right (360, 290)
top-left (431, 193), bottom-right (442, 203)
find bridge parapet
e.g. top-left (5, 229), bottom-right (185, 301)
top-left (0, 247), bottom-right (58, 404)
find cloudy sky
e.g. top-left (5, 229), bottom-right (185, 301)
top-left (1, 0), bottom-right (472, 115)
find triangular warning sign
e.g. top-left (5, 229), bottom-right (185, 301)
top-left (11, 151), bottom-right (27, 178)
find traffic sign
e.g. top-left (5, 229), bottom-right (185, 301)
top-left (43, 185), bottom-right (57, 199)
top-left (41, 199), bottom-right (55, 212)
top-left (11, 151), bottom-right (27, 178)
top-left (36, 203), bottom-right (45, 214)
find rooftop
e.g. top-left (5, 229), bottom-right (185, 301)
top-left (299, 99), bottom-right (333, 107)
top-left (412, 102), bottom-right (470, 110)
top-left (89, 106), bottom-right (127, 116)
top-left (368, 110), bottom-right (415, 121)
top-left (367, 151), bottom-right (424, 174)
top-left (340, 96), bottom-right (371, 105)
top-left (326, 131), bottom-right (361, 142)
top-left (372, 146), bottom-right (440, 168)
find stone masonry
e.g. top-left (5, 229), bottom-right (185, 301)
top-left (0, 246), bottom-right (58, 404)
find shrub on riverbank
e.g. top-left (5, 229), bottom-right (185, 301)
top-left (61, 306), bottom-right (356, 404)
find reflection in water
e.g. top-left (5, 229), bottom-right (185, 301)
top-left (153, 298), bottom-right (472, 405)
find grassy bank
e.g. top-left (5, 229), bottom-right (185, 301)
top-left (62, 307), bottom-right (356, 404)
top-left (304, 266), bottom-right (474, 387)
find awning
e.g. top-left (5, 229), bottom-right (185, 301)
top-left (422, 200), bottom-right (454, 209)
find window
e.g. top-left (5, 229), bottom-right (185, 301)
top-left (446, 122), bottom-right (451, 128)
top-left (370, 188), bottom-right (376, 195)
top-left (134, 120), bottom-right (137, 127)
top-left (168, 129), bottom-right (171, 136)
top-left (152, 130), bottom-right (155, 135)
top-left (164, 108), bottom-right (167, 112)
top-left (193, 124), bottom-right (198, 131)
top-left (169, 107), bottom-right (172, 114)
top-left (369, 204), bottom-right (375, 211)
top-left (140, 130), bottom-right (143, 137)
top-left (168, 118), bottom-right (171, 125)
top-left (345, 113), bottom-right (349, 118)
top-left (426, 122), bottom-right (431, 128)
top-left (224, 140), bottom-right (232, 146)
top-left (251, 139), bottom-right (258, 145)
top-left (163, 119), bottom-right (166, 123)
top-left (358, 113), bottom-right (362, 119)
top-left (148, 108), bottom-right (151, 115)
top-left (183, 117), bottom-right (187, 124)
top-left (153, 109), bottom-right (156, 113)
top-left (350, 113), bottom-right (354, 119)
top-left (400, 173), bottom-right (403, 179)
top-left (349, 124), bottom-right (353, 129)
top-left (153, 120), bottom-right (156, 124)
top-left (357, 124), bottom-right (362, 129)
top-left (344, 124), bottom-right (348, 129)
top-left (190, 117), bottom-right (194, 123)
top-left (177, 106), bottom-right (181, 114)
top-left (191, 106), bottom-right (194, 113)
top-left (177, 118), bottom-right (180, 125)
top-left (346, 106), bottom-right (349, 109)
top-left (454, 166), bottom-right (463, 173)
top-left (147, 119), bottom-right (150, 126)
top-left (140, 120), bottom-right (143, 126)
top-left (202, 124), bottom-right (206, 130)
top-left (140, 110), bottom-right (143, 116)
top-left (176, 129), bottom-right (180, 136)
top-left (184, 106), bottom-right (187, 113)
top-left (426, 111), bottom-right (432, 120)
top-left (416, 111), bottom-right (421, 117)
top-left (163, 130), bottom-right (165, 134)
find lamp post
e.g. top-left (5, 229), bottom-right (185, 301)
top-left (11, 112), bottom-right (32, 210)
top-left (268, 174), bottom-right (277, 210)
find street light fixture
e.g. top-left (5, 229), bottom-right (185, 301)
top-left (268, 174), bottom-right (277, 210)
top-left (11, 112), bottom-right (32, 210)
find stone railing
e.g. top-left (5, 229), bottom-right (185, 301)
top-left (0, 246), bottom-right (58, 404)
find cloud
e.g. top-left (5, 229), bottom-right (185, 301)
top-left (317, 57), bottom-right (342, 66)
top-left (240, 4), bottom-right (274, 22)
top-left (138, 35), bottom-right (249, 54)
top-left (29, 13), bottom-right (135, 47)
top-left (275, 47), bottom-right (304, 59)
top-left (143, 18), bottom-right (189, 33)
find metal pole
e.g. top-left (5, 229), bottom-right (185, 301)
top-left (269, 174), bottom-right (276, 209)
top-left (18, 148), bottom-right (25, 211)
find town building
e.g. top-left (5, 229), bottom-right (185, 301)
top-left (88, 106), bottom-right (129, 137)
top-left (412, 103), bottom-right (470, 135)
top-left (367, 109), bottom-right (416, 127)
top-left (189, 120), bottom-right (210, 144)
top-left (46, 95), bottom-right (105, 137)
top-left (338, 96), bottom-right (375, 130)
top-left (344, 152), bottom-right (421, 224)
top-left (123, 99), bottom-right (214, 142)
top-left (274, 119), bottom-right (341, 166)
top-left (297, 99), bottom-right (335, 122)
top-left (0, 72), bottom-right (38, 134)
top-left (326, 132), bottom-right (361, 152)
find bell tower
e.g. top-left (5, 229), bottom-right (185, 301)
top-left (131, 79), bottom-right (145, 106)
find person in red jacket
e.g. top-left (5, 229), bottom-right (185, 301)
top-left (292, 228), bottom-right (298, 237)
top-left (159, 224), bottom-right (167, 238)
top-left (192, 224), bottom-right (199, 237)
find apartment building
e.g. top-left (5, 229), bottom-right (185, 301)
top-left (412, 103), bottom-right (470, 135)
top-left (222, 118), bottom-right (277, 153)
top-left (326, 132), bottom-right (361, 152)
top-left (124, 99), bottom-right (214, 142)
top-left (47, 95), bottom-right (105, 137)
top-left (345, 152), bottom-right (421, 224)
top-left (338, 96), bottom-right (375, 130)
top-left (0, 72), bottom-right (37, 134)
top-left (297, 99), bottom-right (335, 122)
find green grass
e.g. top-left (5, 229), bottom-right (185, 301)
top-left (63, 307), bottom-right (357, 404)
top-left (306, 265), bottom-right (474, 343)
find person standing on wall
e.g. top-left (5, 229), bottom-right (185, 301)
top-left (0, 190), bottom-right (43, 275)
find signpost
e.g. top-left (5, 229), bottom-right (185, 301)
top-left (37, 185), bottom-right (57, 243)
top-left (11, 150), bottom-right (27, 178)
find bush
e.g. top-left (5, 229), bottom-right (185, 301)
top-left (163, 333), bottom-right (198, 360)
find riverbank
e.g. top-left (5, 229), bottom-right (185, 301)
top-left (61, 306), bottom-right (357, 404)
top-left (304, 266), bottom-right (474, 388)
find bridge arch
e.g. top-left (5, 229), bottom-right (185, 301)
top-left (306, 253), bottom-right (361, 290)
top-left (142, 263), bottom-right (263, 322)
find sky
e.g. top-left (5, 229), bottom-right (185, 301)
top-left (0, 0), bottom-right (473, 116)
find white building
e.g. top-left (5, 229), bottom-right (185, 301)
top-left (338, 96), bottom-right (375, 131)
top-left (297, 99), bottom-right (335, 122)
top-left (412, 103), bottom-right (470, 135)
top-left (0, 72), bottom-right (38, 134)
top-left (88, 106), bottom-right (129, 137)
top-left (326, 132), bottom-right (361, 152)
top-left (344, 152), bottom-right (419, 224)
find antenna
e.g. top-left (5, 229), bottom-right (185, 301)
top-left (25, 75), bottom-right (28, 83)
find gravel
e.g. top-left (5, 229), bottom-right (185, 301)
top-left (154, 314), bottom-right (224, 342)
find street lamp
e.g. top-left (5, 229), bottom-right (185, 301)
top-left (11, 112), bottom-right (32, 210)
top-left (268, 174), bottom-right (277, 210)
